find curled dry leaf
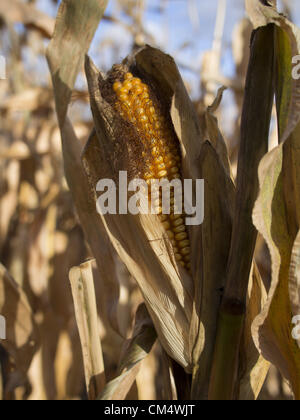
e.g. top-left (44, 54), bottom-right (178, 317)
top-left (47, 0), bottom-right (109, 128)
top-left (251, 3), bottom-right (300, 399)
top-left (239, 264), bottom-right (270, 400)
top-left (246, 0), bottom-right (300, 142)
top-left (99, 304), bottom-right (156, 400)
top-left (245, 0), bottom-right (278, 29)
top-left (252, 129), bottom-right (300, 399)
top-left (45, 0), bottom-right (271, 397)
top-left (289, 230), bottom-right (300, 350)
top-left (46, 0), bottom-right (124, 334)
top-left (190, 140), bottom-right (235, 399)
top-left (83, 46), bottom-right (269, 399)
top-left (190, 140), bottom-right (268, 399)
top-left (69, 260), bottom-right (105, 400)
top-left (201, 87), bottom-right (233, 180)
top-left (83, 49), bottom-right (195, 371)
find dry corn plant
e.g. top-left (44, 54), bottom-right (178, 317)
top-left (45, 0), bottom-right (300, 401)
top-left (0, 0), bottom-right (299, 401)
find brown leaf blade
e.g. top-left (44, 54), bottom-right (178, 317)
top-left (83, 53), bottom-right (194, 371)
top-left (69, 261), bottom-right (105, 400)
top-left (246, 0), bottom-right (300, 143)
top-left (190, 141), bottom-right (235, 399)
top-left (99, 305), bottom-right (157, 400)
top-left (46, 0), bottom-right (122, 333)
top-left (209, 23), bottom-right (275, 400)
top-left (251, 9), bottom-right (300, 398)
top-left (239, 264), bottom-right (270, 400)
top-left (46, 0), bottom-right (108, 127)
top-left (289, 230), bottom-right (300, 349)
top-left (252, 138), bottom-right (300, 399)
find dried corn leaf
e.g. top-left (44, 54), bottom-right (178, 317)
top-left (46, 0), bottom-right (122, 332)
top-left (289, 230), bottom-right (300, 349)
top-left (190, 141), bottom-right (235, 399)
top-left (239, 264), bottom-right (270, 400)
top-left (252, 129), bottom-right (300, 399)
top-left (99, 305), bottom-right (156, 400)
top-left (84, 53), bottom-right (193, 371)
top-left (59, 121), bottom-right (121, 332)
top-left (202, 87), bottom-right (233, 180)
top-left (251, 6), bottom-right (300, 398)
top-left (189, 142), bottom-right (268, 400)
top-left (69, 261), bottom-right (105, 400)
top-left (245, 0), bottom-right (278, 29)
top-left (84, 48), bottom-right (269, 397)
top-left (246, 0), bottom-right (300, 143)
top-left (47, 0), bottom-right (108, 128)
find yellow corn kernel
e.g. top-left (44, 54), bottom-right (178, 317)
top-left (162, 221), bottom-right (171, 230)
top-left (154, 156), bottom-right (164, 164)
top-left (181, 247), bottom-right (190, 256)
top-left (113, 81), bottom-right (123, 92)
top-left (173, 225), bottom-right (186, 234)
top-left (172, 218), bottom-right (184, 227)
top-left (133, 85), bottom-right (143, 95)
top-left (175, 232), bottom-right (188, 241)
top-left (113, 73), bottom-right (191, 269)
top-left (167, 230), bottom-right (175, 240)
top-left (170, 213), bottom-right (181, 221)
top-left (178, 239), bottom-right (190, 249)
top-left (123, 80), bottom-right (133, 90)
top-left (157, 170), bottom-right (168, 178)
top-left (131, 77), bottom-right (141, 85)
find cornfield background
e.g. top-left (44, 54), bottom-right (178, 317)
top-left (0, 0), bottom-right (299, 400)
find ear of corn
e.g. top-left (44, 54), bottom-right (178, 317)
top-left (112, 73), bottom-right (191, 271)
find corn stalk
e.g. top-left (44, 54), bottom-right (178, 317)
top-left (208, 23), bottom-right (275, 400)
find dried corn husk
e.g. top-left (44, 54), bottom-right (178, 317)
top-left (83, 47), bottom-right (269, 397)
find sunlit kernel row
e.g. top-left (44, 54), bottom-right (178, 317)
top-left (113, 73), bottom-right (191, 271)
